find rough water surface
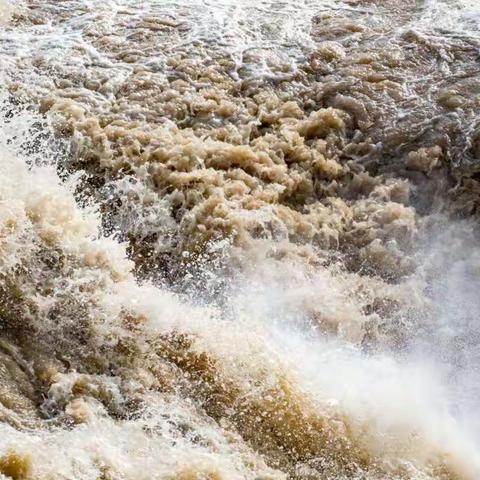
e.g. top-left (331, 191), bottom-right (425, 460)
top-left (1, 0), bottom-right (480, 479)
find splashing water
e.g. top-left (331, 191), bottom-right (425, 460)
top-left (1, 0), bottom-right (480, 479)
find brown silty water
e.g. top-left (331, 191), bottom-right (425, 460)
top-left (0, 0), bottom-right (480, 478)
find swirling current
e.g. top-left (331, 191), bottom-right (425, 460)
top-left (1, 0), bottom-right (480, 479)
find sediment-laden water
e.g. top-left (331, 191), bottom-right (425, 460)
top-left (1, 0), bottom-right (480, 478)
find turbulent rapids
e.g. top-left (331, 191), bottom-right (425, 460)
top-left (1, 0), bottom-right (480, 478)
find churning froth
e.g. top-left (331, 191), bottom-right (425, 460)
top-left (1, 0), bottom-right (480, 479)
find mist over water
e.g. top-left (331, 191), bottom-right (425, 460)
top-left (1, 0), bottom-right (480, 479)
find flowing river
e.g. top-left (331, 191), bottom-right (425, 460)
top-left (1, 0), bottom-right (480, 478)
